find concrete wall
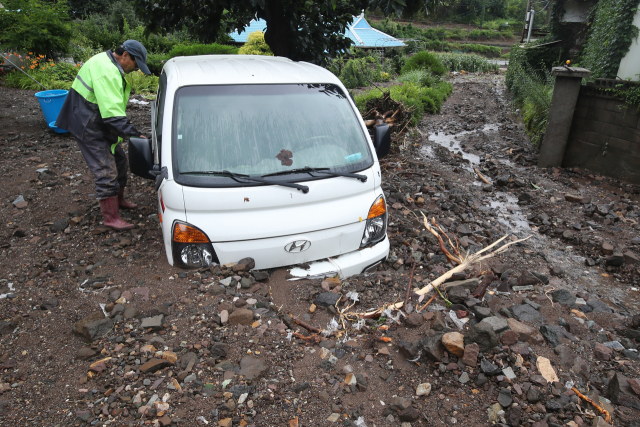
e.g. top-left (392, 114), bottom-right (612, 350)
top-left (617, 8), bottom-right (640, 81)
top-left (562, 79), bottom-right (640, 183)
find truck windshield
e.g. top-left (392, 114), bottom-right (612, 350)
top-left (172, 84), bottom-right (373, 181)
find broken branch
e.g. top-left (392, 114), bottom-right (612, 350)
top-left (474, 168), bottom-right (491, 185)
top-left (572, 387), bottom-right (611, 423)
top-left (289, 314), bottom-right (321, 334)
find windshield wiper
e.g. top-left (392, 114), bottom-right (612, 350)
top-left (181, 170), bottom-right (309, 193)
top-left (262, 166), bottom-right (367, 182)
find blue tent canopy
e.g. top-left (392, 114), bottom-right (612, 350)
top-left (229, 12), bottom-right (404, 48)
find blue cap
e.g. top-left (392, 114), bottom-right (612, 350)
top-left (122, 40), bottom-right (151, 75)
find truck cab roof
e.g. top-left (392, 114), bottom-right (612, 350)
top-left (162, 55), bottom-right (343, 87)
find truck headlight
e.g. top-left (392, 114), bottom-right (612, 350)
top-left (360, 195), bottom-right (387, 248)
top-left (172, 222), bottom-right (219, 268)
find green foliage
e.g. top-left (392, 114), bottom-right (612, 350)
top-left (420, 40), bottom-right (502, 57)
top-left (354, 68), bottom-right (452, 125)
top-left (401, 51), bottom-right (446, 76)
top-left (0, 0), bottom-right (73, 57)
top-left (506, 45), bottom-right (554, 147)
top-left (3, 60), bottom-right (79, 90)
top-left (434, 52), bottom-right (499, 73)
top-left (125, 70), bottom-right (159, 94)
top-left (338, 57), bottom-right (377, 89)
top-left (169, 43), bottom-right (239, 57)
top-left (238, 31), bottom-right (274, 56)
top-left (581, 0), bottom-right (640, 79)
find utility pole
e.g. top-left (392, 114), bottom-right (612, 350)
top-left (526, 7), bottom-right (535, 43)
top-left (520, 0), bottom-right (532, 43)
top-left (480, 0), bottom-right (486, 28)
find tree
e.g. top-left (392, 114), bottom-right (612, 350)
top-left (238, 31), bottom-right (273, 56)
top-left (135, 0), bottom-right (439, 64)
top-left (0, 0), bottom-right (73, 57)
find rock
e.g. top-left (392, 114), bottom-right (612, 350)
top-left (593, 343), bottom-right (612, 361)
top-left (405, 313), bottom-right (425, 327)
top-left (462, 343), bottom-right (479, 366)
top-left (509, 304), bottom-right (546, 325)
top-left (416, 383), bottom-right (431, 396)
top-left (76, 410), bottom-right (93, 422)
top-left (326, 413), bottom-right (340, 422)
top-left (228, 308), bottom-right (254, 326)
top-left (539, 324), bottom-right (561, 348)
top-left (140, 315), bottom-right (164, 331)
top-left (481, 360), bottom-right (501, 375)
top-left (606, 253), bottom-right (625, 266)
top-left (487, 402), bottom-right (503, 423)
top-left (627, 378), bottom-right (640, 396)
top-left (601, 242), bottom-right (614, 255)
top-left (76, 347), bottom-right (97, 360)
top-left (140, 358), bottom-right (173, 373)
top-left (536, 356), bottom-right (559, 383)
top-left (527, 387), bottom-right (543, 403)
top-left (315, 292), bottom-right (340, 307)
top-left (73, 312), bottom-right (113, 341)
top-left (442, 332), bottom-right (465, 357)
top-left (592, 416), bottom-right (611, 427)
top-left (498, 388), bottom-right (513, 407)
top-left (398, 340), bottom-right (421, 360)
top-left (40, 299), bottom-right (58, 310)
top-left (398, 406), bottom-right (420, 422)
top-left (238, 356), bottom-right (268, 381)
top-left (459, 372), bottom-right (470, 384)
top-left (608, 372), bottom-right (640, 410)
top-left (237, 257), bottom-right (256, 270)
top-left (586, 300), bottom-right (613, 313)
top-left (431, 311), bottom-right (446, 331)
top-left (624, 251), bottom-right (639, 265)
top-left (443, 278), bottom-right (480, 291)
top-left (505, 405), bottom-right (522, 426)
top-left (496, 175), bottom-right (510, 186)
top-left (500, 330), bottom-right (519, 346)
top-left (473, 306), bottom-right (492, 321)
top-left (447, 286), bottom-right (470, 304)
top-left (502, 366), bottom-right (516, 380)
top-left (389, 396), bottom-right (411, 412)
top-left (551, 289), bottom-right (576, 306)
top-left (421, 335), bottom-right (445, 361)
top-left (480, 316), bottom-right (510, 333)
top-left (465, 321), bottom-right (498, 352)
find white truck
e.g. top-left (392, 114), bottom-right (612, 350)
top-left (129, 55), bottom-right (391, 278)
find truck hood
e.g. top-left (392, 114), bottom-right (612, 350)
top-left (182, 168), bottom-right (380, 242)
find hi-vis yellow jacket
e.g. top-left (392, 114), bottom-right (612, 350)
top-left (56, 50), bottom-right (140, 153)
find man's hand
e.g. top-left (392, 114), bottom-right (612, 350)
top-left (140, 135), bottom-right (147, 138)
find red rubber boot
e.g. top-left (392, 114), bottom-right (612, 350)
top-left (118, 187), bottom-right (137, 209)
top-left (100, 196), bottom-right (134, 230)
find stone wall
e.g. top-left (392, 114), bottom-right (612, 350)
top-left (562, 79), bottom-right (640, 183)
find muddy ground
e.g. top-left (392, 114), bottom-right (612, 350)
top-left (0, 74), bottom-right (639, 427)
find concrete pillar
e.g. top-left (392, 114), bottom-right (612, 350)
top-left (537, 67), bottom-right (590, 168)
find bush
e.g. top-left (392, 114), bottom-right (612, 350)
top-left (506, 46), bottom-right (554, 147)
top-left (169, 43), bottom-right (239, 57)
top-left (3, 56), bottom-right (79, 90)
top-left (401, 51), bottom-right (446, 76)
top-left (125, 70), bottom-right (159, 95)
top-left (238, 31), bottom-right (273, 56)
top-left (339, 57), bottom-right (377, 89)
top-left (0, 0), bottom-right (73, 57)
top-left (435, 52), bottom-right (500, 73)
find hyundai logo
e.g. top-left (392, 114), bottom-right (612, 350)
top-left (284, 240), bottom-right (311, 253)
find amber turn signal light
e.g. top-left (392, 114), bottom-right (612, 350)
top-left (173, 223), bottom-right (209, 243)
top-left (367, 196), bottom-right (386, 219)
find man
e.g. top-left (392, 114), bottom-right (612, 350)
top-left (56, 40), bottom-right (151, 230)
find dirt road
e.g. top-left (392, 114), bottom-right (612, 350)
top-left (0, 75), bottom-right (638, 427)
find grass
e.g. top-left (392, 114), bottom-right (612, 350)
top-left (506, 46), bottom-right (554, 148)
top-left (434, 52), bottom-right (500, 73)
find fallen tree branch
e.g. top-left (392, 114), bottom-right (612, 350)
top-left (404, 263), bottom-right (416, 308)
top-left (572, 387), bottom-right (611, 423)
top-left (289, 314), bottom-right (321, 333)
top-left (291, 332), bottom-right (323, 344)
top-left (474, 168), bottom-right (491, 185)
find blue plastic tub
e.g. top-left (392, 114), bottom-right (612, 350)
top-left (34, 89), bottom-right (69, 133)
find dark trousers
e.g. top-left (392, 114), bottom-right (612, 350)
top-left (75, 135), bottom-right (127, 200)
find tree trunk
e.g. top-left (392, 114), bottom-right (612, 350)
top-left (263, 0), bottom-right (292, 59)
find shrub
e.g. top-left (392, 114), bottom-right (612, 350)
top-left (506, 46), bottom-right (554, 147)
top-left (0, 0), bottom-right (73, 57)
top-left (435, 52), bottom-right (500, 73)
top-left (401, 51), bottom-right (446, 76)
top-left (3, 56), bottom-right (79, 90)
top-left (238, 31), bottom-right (273, 56)
top-left (339, 57), bottom-right (377, 89)
top-left (125, 70), bottom-right (160, 95)
top-left (169, 43), bottom-right (239, 57)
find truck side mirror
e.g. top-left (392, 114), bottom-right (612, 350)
top-left (373, 123), bottom-right (391, 159)
top-left (129, 137), bottom-right (155, 180)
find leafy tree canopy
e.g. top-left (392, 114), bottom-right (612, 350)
top-left (0, 0), bottom-right (73, 57)
top-left (135, 0), bottom-right (438, 64)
